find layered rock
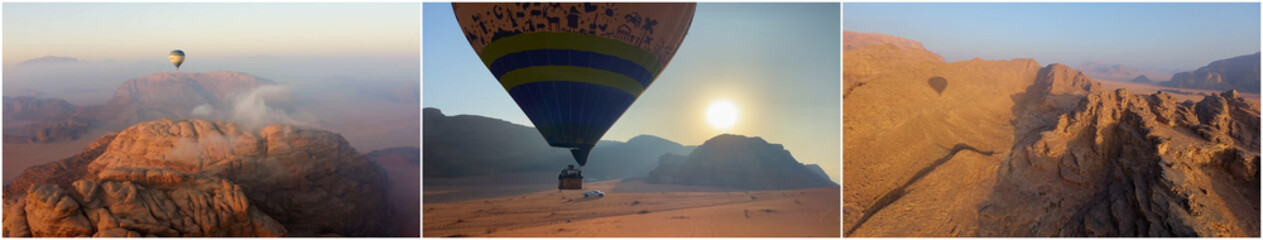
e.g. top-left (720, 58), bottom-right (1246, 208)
top-left (3, 169), bottom-right (286, 237)
top-left (1164, 52), bottom-right (1260, 93)
top-left (3, 119), bottom-right (393, 237)
top-left (645, 134), bottom-right (837, 190)
top-left (979, 64), bottom-right (1260, 236)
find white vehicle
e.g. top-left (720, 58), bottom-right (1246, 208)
top-left (583, 190), bottom-right (605, 198)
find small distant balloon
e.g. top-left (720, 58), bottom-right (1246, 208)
top-left (928, 76), bottom-right (948, 96)
top-left (169, 50), bottom-right (185, 71)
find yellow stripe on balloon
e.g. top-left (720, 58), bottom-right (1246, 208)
top-left (499, 65), bottom-right (645, 97)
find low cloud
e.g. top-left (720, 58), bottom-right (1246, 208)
top-left (190, 84), bottom-right (319, 130)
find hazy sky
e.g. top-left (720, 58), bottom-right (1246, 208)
top-left (4, 3), bottom-right (420, 63)
top-left (4, 3), bottom-right (420, 104)
top-left (844, 3), bottom-right (1261, 71)
top-left (423, 3), bottom-right (841, 182)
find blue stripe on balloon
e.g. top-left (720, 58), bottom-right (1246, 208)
top-left (507, 81), bottom-right (635, 148)
top-left (489, 49), bottom-right (656, 88)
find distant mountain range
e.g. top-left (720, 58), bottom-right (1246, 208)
top-left (1163, 52), bottom-right (1261, 93)
top-left (423, 108), bottom-right (836, 189)
top-left (3, 72), bottom-right (278, 143)
top-left (1076, 62), bottom-right (1174, 82)
top-left (645, 134), bottom-right (838, 190)
top-left (17, 56), bottom-right (78, 65)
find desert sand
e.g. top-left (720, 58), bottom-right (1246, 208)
top-left (2, 130), bottom-right (112, 184)
top-left (423, 179), bottom-right (839, 237)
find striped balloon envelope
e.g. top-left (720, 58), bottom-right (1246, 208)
top-left (453, 3), bottom-right (696, 166)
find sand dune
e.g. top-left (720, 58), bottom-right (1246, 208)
top-left (423, 180), bottom-right (839, 237)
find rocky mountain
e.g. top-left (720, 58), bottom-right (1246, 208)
top-left (2, 96), bottom-right (92, 144)
top-left (423, 108), bottom-right (569, 177)
top-left (1164, 52), bottom-right (1261, 93)
top-left (844, 32), bottom-right (1258, 237)
top-left (2, 117), bottom-right (92, 144)
top-left (18, 56), bottom-right (78, 65)
top-left (423, 108), bottom-right (692, 180)
top-left (96, 72), bottom-right (278, 128)
top-left (3, 72), bottom-right (279, 144)
top-left (1076, 62), bottom-right (1171, 82)
top-left (2, 119), bottom-right (393, 237)
top-left (3, 97), bottom-right (78, 122)
top-left (804, 164), bottom-right (834, 184)
top-left (585, 135), bottom-right (695, 180)
top-left (1132, 74), bottom-right (1153, 84)
top-left (645, 134), bottom-right (837, 190)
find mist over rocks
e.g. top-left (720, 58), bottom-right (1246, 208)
top-left (645, 134), bottom-right (838, 190)
top-left (2, 119), bottom-right (394, 237)
top-left (2, 71), bottom-right (290, 144)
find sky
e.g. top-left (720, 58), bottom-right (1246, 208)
top-left (423, 3), bottom-right (842, 182)
top-left (3, 3), bottom-right (420, 104)
top-left (4, 3), bottom-right (420, 63)
top-left (3, 3), bottom-right (421, 152)
top-left (844, 3), bottom-right (1261, 72)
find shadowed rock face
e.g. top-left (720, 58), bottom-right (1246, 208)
top-left (2, 119), bottom-right (393, 237)
top-left (645, 134), bottom-right (837, 190)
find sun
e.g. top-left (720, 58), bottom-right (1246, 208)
top-left (706, 100), bottom-right (738, 130)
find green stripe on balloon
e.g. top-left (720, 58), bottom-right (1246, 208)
top-left (480, 32), bottom-right (663, 75)
top-left (499, 65), bottom-right (645, 97)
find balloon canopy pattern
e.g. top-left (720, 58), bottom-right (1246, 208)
top-left (453, 3), bottom-right (696, 166)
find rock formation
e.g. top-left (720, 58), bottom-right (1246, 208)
top-left (1164, 52), bottom-right (1260, 93)
top-left (3, 117), bottom-right (92, 144)
top-left (3, 119), bottom-right (393, 237)
top-left (423, 107), bottom-right (692, 179)
top-left (2, 72), bottom-right (279, 144)
top-left (3, 97), bottom-right (78, 123)
top-left (980, 70), bottom-right (1260, 236)
top-left (95, 72), bottom-right (278, 128)
top-left (1076, 62), bottom-right (1167, 82)
top-left (844, 32), bottom-right (1258, 237)
top-left (2, 97), bottom-right (92, 144)
top-left (645, 134), bottom-right (837, 190)
top-left (1132, 75), bottom-right (1153, 84)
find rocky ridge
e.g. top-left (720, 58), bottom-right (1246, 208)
top-left (645, 134), bottom-right (837, 190)
top-left (3, 119), bottom-right (393, 237)
top-left (843, 32), bottom-right (1259, 237)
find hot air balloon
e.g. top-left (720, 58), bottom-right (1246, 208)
top-left (169, 50), bottom-right (185, 71)
top-left (454, 3), bottom-right (695, 189)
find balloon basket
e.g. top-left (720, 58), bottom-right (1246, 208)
top-left (559, 177), bottom-right (583, 190)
